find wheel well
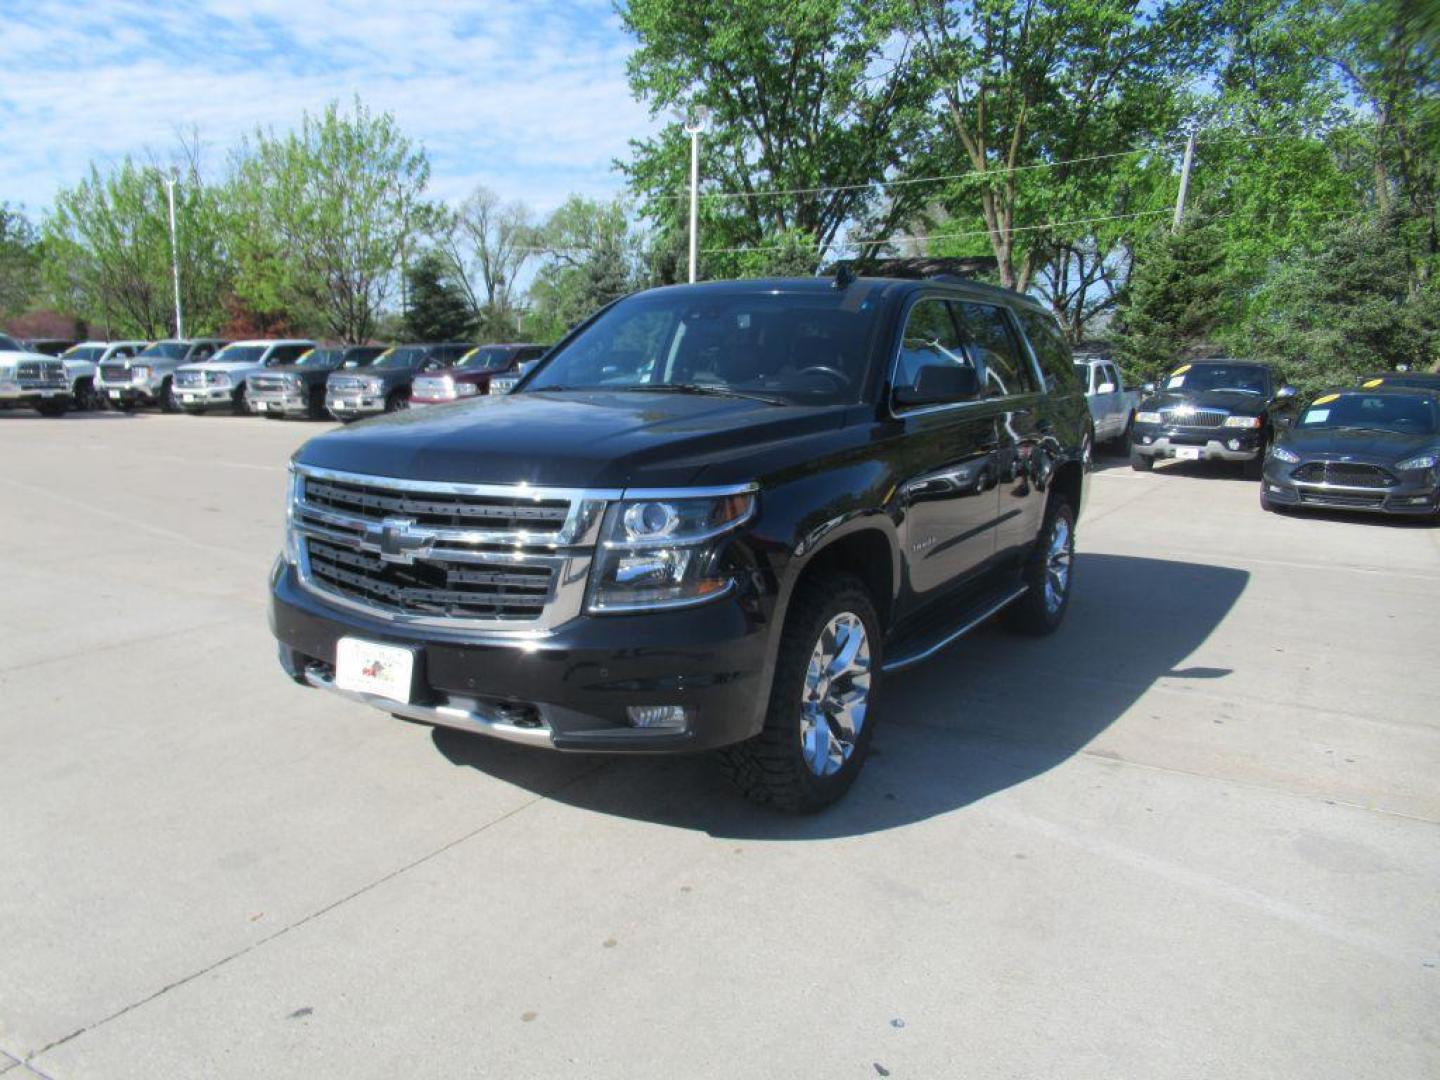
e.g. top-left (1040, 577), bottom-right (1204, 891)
top-left (794, 529), bottom-right (894, 628)
top-left (1050, 460), bottom-right (1083, 514)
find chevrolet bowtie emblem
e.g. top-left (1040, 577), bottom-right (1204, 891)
top-left (364, 516), bottom-right (435, 564)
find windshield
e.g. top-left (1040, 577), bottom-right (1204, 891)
top-left (137, 342), bottom-right (188, 359)
top-left (62, 345), bottom-right (104, 362)
top-left (454, 347), bottom-right (513, 371)
top-left (340, 350), bottom-right (382, 369)
top-left (525, 287), bottom-right (885, 405)
top-left (373, 347), bottom-right (428, 370)
top-left (1164, 362), bottom-right (1270, 395)
top-left (210, 345), bottom-right (267, 365)
top-left (0, 334), bottom-right (20, 351)
top-left (1297, 392), bottom-right (1438, 435)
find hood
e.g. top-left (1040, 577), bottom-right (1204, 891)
top-left (1277, 426), bottom-right (1436, 463)
top-left (264, 363), bottom-right (335, 378)
top-left (294, 389), bottom-right (848, 489)
top-left (177, 359), bottom-right (268, 374)
top-left (1142, 389), bottom-right (1270, 415)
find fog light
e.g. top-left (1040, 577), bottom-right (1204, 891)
top-left (626, 705), bottom-right (689, 731)
top-left (1227, 438), bottom-right (1241, 450)
top-left (1142, 435), bottom-right (1153, 445)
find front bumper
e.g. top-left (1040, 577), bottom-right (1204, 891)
top-left (100, 382), bottom-right (158, 405)
top-left (1261, 460), bottom-right (1440, 515)
top-left (176, 385), bottom-right (235, 409)
top-left (1131, 426), bottom-right (1265, 462)
top-left (326, 394), bottom-right (386, 419)
top-left (250, 389), bottom-right (311, 416)
top-left (269, 560), bottom-right (771, 753)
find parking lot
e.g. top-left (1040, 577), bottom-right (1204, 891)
top-left (1, 412), bottom-right (1437, 1079)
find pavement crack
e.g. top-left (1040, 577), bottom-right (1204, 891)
top-left (22, 758), bottom-right (612, 1066)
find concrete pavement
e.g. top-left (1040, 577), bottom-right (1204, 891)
top-left (0, 412), bottom-right (1436, 1078)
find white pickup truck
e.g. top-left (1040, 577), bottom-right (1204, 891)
top-left (1074, 354), bottom-right (1139, 448)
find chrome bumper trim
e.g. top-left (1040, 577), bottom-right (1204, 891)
top-left (302, 663), bottom-right (554, 747)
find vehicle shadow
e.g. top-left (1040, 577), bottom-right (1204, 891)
top-left (430, 554), bottom-right (1249, 839)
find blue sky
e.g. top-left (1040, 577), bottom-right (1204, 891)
top-left (0, 0), bottom-right (656, 218)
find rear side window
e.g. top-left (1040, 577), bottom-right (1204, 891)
top-left (267, 344), bottom-right (309, 365)
top-left (957, 302), bottom-right (1037, 396)
top-left (894, 297), bottom-right (973, 397)
top-left (1013, 308), bottom-right (1077, 393)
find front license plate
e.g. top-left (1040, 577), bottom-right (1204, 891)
top-left (109, 389), bottom-right (122, 399)
top-left (1176, 446), bottom-right (1201, 461)
top-left (182, 392), bottom-right (197, 403)
top-left (493, 379), bottom-right (516, 393)
top-left (255, 401), bottom-right (271, 411)
top-left (335, 638), bottom-right (416, 704)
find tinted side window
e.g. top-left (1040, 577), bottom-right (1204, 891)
top-left (894, 297), bottom-right (972, 400)
top-left (1013, 308), bottom-right (1077, 393)
top-left (519, 347), bottom-right (547, 362)
top-left (956, 302), bottom-right (1037, 397)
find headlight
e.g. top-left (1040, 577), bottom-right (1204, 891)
top-left (365, 378), bottom-right (384, 394)
top-left (210, 372), bottom-right (232, 388)
top-left (1223, 415), bottom-right (1262, 428)
top-left (1269, 445), bottom-right (1300, 463)
top-left (457, 381), bottom-right (479, 397)
top-left (131, 365), bottom-right (151, 381)
top-left (1135, 411), bottom-right (1162, 424)
top-left (1397, 453), bottom-right (1438, 471)
top-left (285, 374), bottom-right (302, 388)
top-left (587, 488), bottom-right (757, 612)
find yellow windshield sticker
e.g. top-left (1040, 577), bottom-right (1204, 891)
top-left (297, 348), bottom-right (314, 361)
top-left (377, 347), bottom-right (395, 360)
top-left (1312, 393), bottom-right (1340, 405)
top-left (1361, 378), bottom-right (1383, 388)
top-left (1171, 364), bottom-right (1192, 376)
top-left (460, 347), bottom-right (479, 362)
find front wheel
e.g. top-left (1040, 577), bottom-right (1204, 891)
top-left (1130, 449), bottom-right (1154, 472)
top-left (384, 390), bottom-right (408, 413)
top-left (1004, 498), bottom-right (1076, 636)
top-left (718, 573), bottom-right (881, 812)
top-left (35, 400), bottom-right (68, 418)
top-left (231, 383), bottom-right (250, 416)
top-left (159, 378), bottom-right (179, 413)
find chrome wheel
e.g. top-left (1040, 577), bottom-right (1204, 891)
top-left (1044, 515), bottom-right (1073, 614)
top-left (799, 613), bottom-right (872, 777)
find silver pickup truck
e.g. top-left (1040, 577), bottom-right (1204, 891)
top-left (174, 339), bottom-right (315, 415)
top-left (0, 338), bottom-right (71, 416)
top-left (96, 338), bottom-right (229, 412)
top-left (1074, 354), bottom-right (1139, 450)
top-left (58, 340), bottom-right (149, 411)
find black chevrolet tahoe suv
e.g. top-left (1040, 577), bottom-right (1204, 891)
top-left (1129, 359), bottom-right (1296, 478)
top-left (270, 276), bottom-right (1089, 810)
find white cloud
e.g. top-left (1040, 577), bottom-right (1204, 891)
top-left (0, 0), bottom-right (655, 217)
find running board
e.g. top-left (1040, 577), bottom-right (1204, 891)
top-left (881, 585), bottom-right (1028, 673)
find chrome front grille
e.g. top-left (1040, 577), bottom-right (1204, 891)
top-left (291, 467), bottom-right (615, 632)
top-left (250, 375), bottom-right (292, 393)
top-left (412, 376), bottom-right (452, 398)
top-left (1161, 408), bottom-right (1228, 428)
top-left (1291, 462), bottom-right (1395, 488)
top-left (99, 363), bottom-right (131, 384)
top-left (16, 361), bottom-right (65, 386)
top-left (328, 376), bottom-right (369, 394)
top-left (174, 370), bottom-right (208, 388)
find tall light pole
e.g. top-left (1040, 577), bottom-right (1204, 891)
top-left (683, 106), bottom-right (710, 284)
top-left (163, 168), bottom-right (184, 339)
top-left (1172, 130), bottom-right (1197, 233)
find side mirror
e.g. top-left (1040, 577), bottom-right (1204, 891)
top-left (1096, 382), bottom-right (1116, 395)
top-left (1142, 381), bottom-right (1156, 394)
top-left (1276, 385), bottom-right (1297, 400)
top-left (895, 364), bottom-right (980, 408)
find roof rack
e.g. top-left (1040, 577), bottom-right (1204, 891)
top-left (840, 256), bottom-right (999, 282)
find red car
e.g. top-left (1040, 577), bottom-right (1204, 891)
top-left (410, 343), bottom-right (549, 405)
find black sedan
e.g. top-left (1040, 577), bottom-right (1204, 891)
top-left (1261, 386), bottom-right (1440, 516)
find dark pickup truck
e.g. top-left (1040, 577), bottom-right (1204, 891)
top-left (325, 343), bottom-right (473, 419)
top-left (270, 275), bottom-right (1089, 810)
top-left (249, 345), bottom-right (387, 419)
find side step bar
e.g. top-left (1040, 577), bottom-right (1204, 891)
top-left (302, 663), bottom-right (554, 747)
top-left (882, 585), bottom-right (1028, 673)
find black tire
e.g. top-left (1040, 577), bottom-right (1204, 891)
top-left (159, 378), bottom-right (179, 413)
top-left (385, 390), bottom-right (408, 413)
top-left (1130, 449), bottom-right (1154, 472)
top-left (35, 400), bottom-right (67, 418)
top-left (718, 573), bottom-right (882, 812)
top-left (1003, 498), bottom-right (1076, 637)
top-left (1243, 453), bottom-right (1264, 480)
top-left (76, 379), bottom-right (102, 411)
top-left (232, 382), bottom-right (249, 416)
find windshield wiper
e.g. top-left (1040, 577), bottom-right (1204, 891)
top-left (620, 383), bottom-right (786, 405)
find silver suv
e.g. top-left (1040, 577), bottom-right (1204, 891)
top-left (96, 339), bottom-right (229, 412)
top-left (58, 341), bottom-right (149, 411)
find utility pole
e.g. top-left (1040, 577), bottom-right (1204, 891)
top-left (164, 169), bottom-right (184, 338)
top-left (683, 106), bottom-right (710, 284)
top-left (1172, 131), bottom-right (1197, 233)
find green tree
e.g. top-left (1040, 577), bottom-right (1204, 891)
top-left (619, 0), bottom-right (924, 278)
top-left (42, 160), bottom-right (229, 337)
top-left (403, 251), bottom-right (475, 341)
top-left (432, 186), bottom-right (539, 341)
top-left (1111, 214), bottom-right (1228, 384)
top-left (1244, 211), bottom-right (1440, 389)
top-left (527, 196), bottom-right (640, 341)
top-left (0, 204), bottom-right (41, 319)
top-left (226, 98), bottom-right (430, 343)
